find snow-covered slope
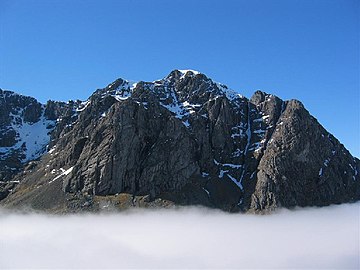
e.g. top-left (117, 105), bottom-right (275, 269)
top-left (0, 107), bottom-right (55, 162)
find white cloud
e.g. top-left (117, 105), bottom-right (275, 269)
top-left (0, 203), bottom-right (359, 269)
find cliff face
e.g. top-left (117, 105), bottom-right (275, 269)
top-left (1, 70), bottom-right (359, 213)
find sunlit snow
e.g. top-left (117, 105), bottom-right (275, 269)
top-left (0, 109), bottom-right (55, 162)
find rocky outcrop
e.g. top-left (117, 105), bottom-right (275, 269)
top-left (250, 100), bottom-right (360, 211)
top-left (0, 70), bottom-right (359, 213)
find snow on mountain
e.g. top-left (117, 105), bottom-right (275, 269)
top-left (0, 106), bottom-right (55, 162)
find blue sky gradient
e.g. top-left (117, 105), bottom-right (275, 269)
top-left (0, 0), bottom-right (359, 156)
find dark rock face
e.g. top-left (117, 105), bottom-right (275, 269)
top-left (250, 100), bottom-right (360, 211)
top-left (0, 70), bottom-right (359, 213)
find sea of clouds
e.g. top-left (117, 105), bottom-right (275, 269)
top-left (0, 203), bottom-right (359, 269)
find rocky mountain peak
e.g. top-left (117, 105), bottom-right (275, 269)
top-left (250, 90), bottom-right (269, 105)
top-left (165, 69), bottom-right (201, 81)
top-left (0, 71), bottom-right (359, 213)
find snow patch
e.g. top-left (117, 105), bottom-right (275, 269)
top-left (231, 124), bottom-right (246, 139)
top-left (232, 149), bottom-right (243, 157)
top-left (201, 172), bottom-right (209, 177)
top-left (226, 174), bottom-right (243, 190)
top-left (48, 146), bottom-right (56, 154)
top-left (219, 169), bottom-right (229, 178)
top-left (254, 115), bottom-right (269, 123)
top-left (215, 82), bottom-right (244, 101)
top-left (213, 159), bottom-right (243, 169)
top-left (158, 88), bottom-right (199, 128)
top-left (253, 129), bottom-right (266, 134)
top-left (324, 159), bottom-right (330, 167)
top-left (0, 109), bottom-right (56, 162)
top-left (113, 93), bottom-right (131, 101)
top-left (202, 187), bottom-right (210, 197)
top-left (178, 70), bottom-right (200, 79)
top-left (349, 163), bottom-right (358, 180)
top-left (76, 100), bottom-right (90, 112)
top-left (49, 167), bottom-right (74, 184)
top-left (182, 120), bottom-right (190, 127)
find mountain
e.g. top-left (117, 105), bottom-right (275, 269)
top-left (1, 70), bottom-right (359, 213)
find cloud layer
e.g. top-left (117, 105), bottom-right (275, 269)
top-left (1, 203), bottom-right (359, 269)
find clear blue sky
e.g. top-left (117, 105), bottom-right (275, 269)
top-left (0, 0), bottom-right (359, 157)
